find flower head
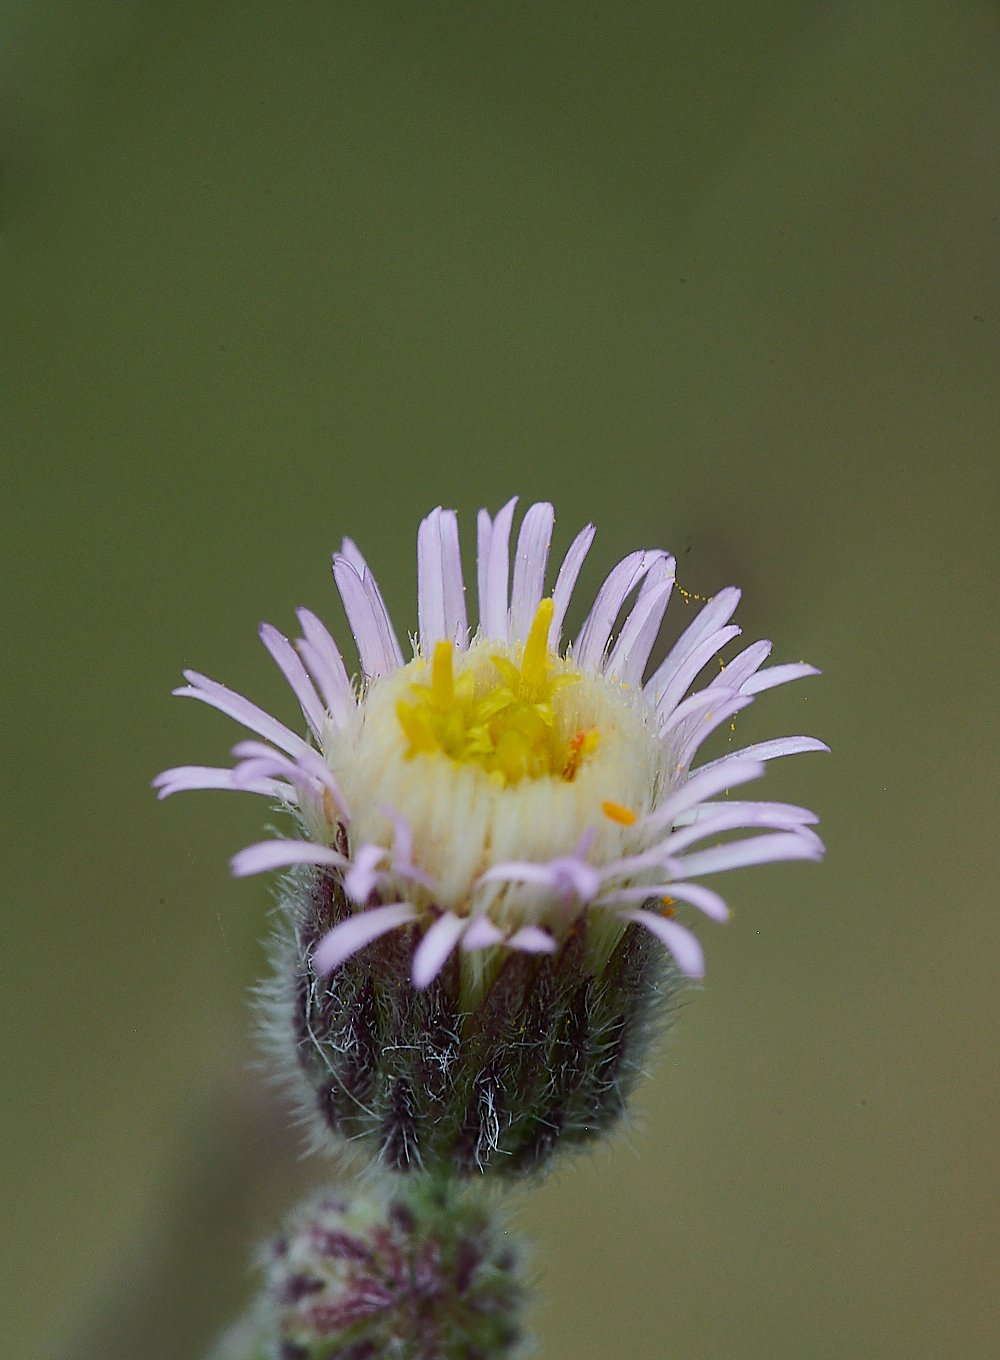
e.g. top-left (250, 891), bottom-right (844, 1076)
top-left (156, 497), bottom-right (827, 1172)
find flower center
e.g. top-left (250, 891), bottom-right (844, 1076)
top-left (395, 598), bottom-right (600, 786)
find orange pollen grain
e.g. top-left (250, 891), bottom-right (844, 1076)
top-left (602, 800), bottom-right (637, 826)
top-left (562, 727), bottom-right (598, 782)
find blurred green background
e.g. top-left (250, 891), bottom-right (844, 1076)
top-left (1, 2), bottom-right (998, 1356)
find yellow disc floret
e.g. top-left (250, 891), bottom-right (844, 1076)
top-left (395, 598), bottom-right (598, 785)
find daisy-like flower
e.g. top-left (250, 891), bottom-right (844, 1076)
top-left (156, 497), bottom-right (827, 1173)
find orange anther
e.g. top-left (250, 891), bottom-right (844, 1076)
top-left (602, 800), bottom-right (637, 826)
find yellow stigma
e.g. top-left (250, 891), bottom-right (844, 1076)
top-left (395, 598), bottom-right (599, 785)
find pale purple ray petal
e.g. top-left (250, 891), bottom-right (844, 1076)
top-left (604, 557), bottom-right (677, 687)
top-left (229, 738), bottom-right (289, 760)
top-left (653, 624), bottom-right (742, 718)
top-left (791, 825), bottom-right (826, 852)
top-left (481, 496), bottom-right (518, 641)
top-left (672, 693), bottom-right (754, 772)
top-left (678, 799), bottom-right (818, 827)
top-left (509, 501), bottom-right (554, 644)
top-left (508, 926), bottom-right (558, 954)
top-left (412, 911), bottom-right (468, 989)
top-left (231, 756), bottom-right (302, 792)
top-left (644, 586), bottom-right (741, 700)
top-left (332, 555), bottom-right (378, 672)
top-left (548, 522), bottom-right (595, 652)
top-left (418, 507), bottom-right (468, 651)
top-left (597, 884), bottom-right (676, 904)
top-left (478, 856), bottom-right (600, 901)
top-left (641, 758), bottom-right (766, 833)
top-left (151, 765), bottom-right (293, 801)
top-left (574, 549), bottom-right (667, 672)
top-left (477, 861), bottom-right (560, 887)
top-left (666, 829), bottom-right (825, 879)
top-left (563, 860), bottom-right (602, 900)
top-left (362, 564), bottom-right (404, 670)
top-left (653, 803), bottom-right (822, 857)
top-left (398, 863), bottom-right (436, 891)
top-left (230, 840), bottom-right (347, 878)
top-left (173, 671), bottom-right (310, 758)
top-left (476, 508), bottom-right (492, 637)
top-left (660, 685), bottom-right (739, 736)
top-left (600, 881), bottom-right (730, 921)
top-left (708, 638), bottom-right (772, 692)
top-left (333, 557), bottom-right (396, 680)
top-left (461, 915), bottom-right (506, 951)
top-left (418, 507), bottom-right (447, 650)
top-left (297, 638), bottom-right (348, 726)
top-left (293, 745), bottom-right (351, 808)
top-left (741, 662), bottom-right (821, 694)
top-left (376, 805), bottom-right (436, 891)
top-left (228, 740), bottom-right (298, 785)
top-left (344, 843), bottom-right (388, 902)
top-left (618, 909), bottom-right (705, 978)
top-left (337, 540), bottom-right (403, 672)
top-left (295, 607), bottom-right (355, 728)
top-left (380, 804), bottom-right (414, 866)
top-left (439, 508), bottom-right (468, 648)
top-left (695, 735), bottom-right (831, 775)
top-left (259, 622), bottom-right (326, 741)
top-left (313, 902), bottom-right (417, 975)
top-left (230, 740), bottom-right (350, 820)
top-left (595, 844), bottom-right (683, 880)
top-left (339, 537), bottom-right (367, 575)
top-left (573, 825), bottom-right (597, 858)
top-left (665, 882), bottom-right (730, 921)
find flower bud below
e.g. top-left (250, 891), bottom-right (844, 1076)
top-left (211, 1176), bottom-right (527, 1360)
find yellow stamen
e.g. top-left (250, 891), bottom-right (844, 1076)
top-left (602, 800), bottom-right (637, 826)
top-left (520, 597), bottom-right (554, 695)
top-left (395, 598), bottom-right (599, 786)
top-left (489, 655), bottom-right (521, 690)
top-left (395, 700), bottom-right (438, 753)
